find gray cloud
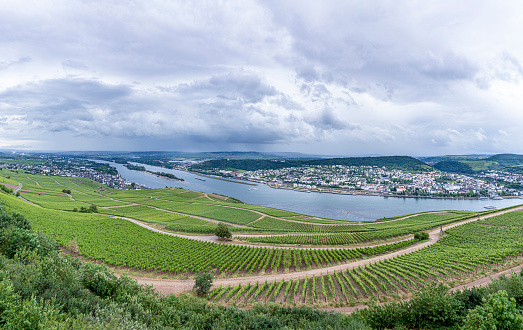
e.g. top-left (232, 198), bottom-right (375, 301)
top-left (178, 73), bottom-right (278, 103)
top-left (1, 1), bottom-right (523, 154)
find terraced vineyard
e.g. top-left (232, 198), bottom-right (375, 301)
top-left (239, 213), bottom-right (471, 245)
top-left (0, 193), bottom-right (427, 276)
top-left (209, 211), bottom-right (523, 306)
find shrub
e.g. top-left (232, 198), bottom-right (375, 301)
top-left (462, 290), bottom-right (523, 330)
top-left (6, 228), bottom-right (41, 258)
top-left (0, 185), bottom-right (13, 195)
top-left (193, 272), bottom-right (213, 296)
top-left (79, 205), bottom-right (98, 213)
top-left (215, 223), bottom-right (232, 240)
top-left (0, 209), bottom-right (32, 230)
top-left (82, 263), bottom-right (119, 298)
top-left (414, 232), bottom-right (429, 240)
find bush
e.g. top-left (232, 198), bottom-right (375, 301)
top-left (79, 204), bottom-right (98, 213)
top-left (6, 228), bottom-right (41, 258)
top-left (414, 232), bottom-right (429, 240)
top-left (82, 263), bottom-right (119, 298)
top-left (0, 185), bottom-right (13, 195)
top-left (62, 189), bottom-right (72, 194)
top-left (485, 272), bottom-right (523, 308)
top-left (462, 290), bottom-right (523, 330)
top-left (0, 209), bottom-right (32, 230)
top-left (358, 284), bottom-right (464, 329)
top-left (215, 223), bottom-right (232, 240)
top-left (193, 272), bottom-right (213, 296)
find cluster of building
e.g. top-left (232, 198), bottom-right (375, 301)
top-left (214, 165), bottom-right (523, 198)
top-left (0, 161), bottom-right (139, 190)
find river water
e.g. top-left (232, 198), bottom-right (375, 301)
top-left (101, 161), bottom-right (523, 221)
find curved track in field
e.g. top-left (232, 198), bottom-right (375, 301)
top-left (133, 206), bottom-right (523, 295)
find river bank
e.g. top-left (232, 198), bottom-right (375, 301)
top-left (265, 183), bottom-right (521, 200)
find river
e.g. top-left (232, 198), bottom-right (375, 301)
top-left (100, 161), bottom-right (523, 221)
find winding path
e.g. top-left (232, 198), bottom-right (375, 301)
top-left (133, 206), bottom-right (523, 295)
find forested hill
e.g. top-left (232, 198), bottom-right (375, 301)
top-left (433, 161), bottom-right (475, 174)
top-left (191, 156), bottom-right (432, 172)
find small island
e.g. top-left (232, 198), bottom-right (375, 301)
top-left (125, 164), bottom-right (184, 181)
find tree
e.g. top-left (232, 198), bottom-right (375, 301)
top-left (215, 223), bottom-right (232, 240)
top-left (193, 272), bottom-right (213, 296)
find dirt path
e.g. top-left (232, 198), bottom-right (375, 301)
top-left (133, 206), bottom-right (523, 295)
top-left (18, 196), bottom-right (39, 206)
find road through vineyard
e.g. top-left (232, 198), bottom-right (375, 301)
top-left (134, 205), bottom-right (523, 294)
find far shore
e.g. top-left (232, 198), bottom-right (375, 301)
top-left (187, 171), bottom-right (519, 201)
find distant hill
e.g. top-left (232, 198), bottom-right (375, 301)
top-left (191, 156), bottom-right (433, 172)
top-left (434, 153), bottom-right (523, 174)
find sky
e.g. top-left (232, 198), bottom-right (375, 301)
top-left (1, 1), bottom-right (523, 156)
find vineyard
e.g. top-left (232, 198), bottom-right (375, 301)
top-left (0, 193), bottom-right (429, 276)
top-left (238, 213), bottom-right (471, 245)
top-left (208, 211), bottom-right (523, 306)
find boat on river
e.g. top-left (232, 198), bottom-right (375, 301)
top-left (484, 205), bottom-right (497, 210)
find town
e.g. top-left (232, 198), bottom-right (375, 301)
top-left (209, 165), bottom-right (523, 198)
top-left (0, 158), bottom-right (141, 190)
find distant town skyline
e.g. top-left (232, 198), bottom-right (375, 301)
top-left (1, 1), bottom-right (523, 156)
